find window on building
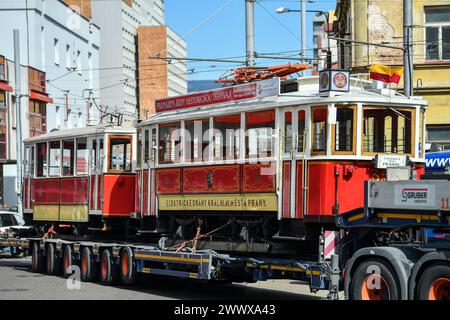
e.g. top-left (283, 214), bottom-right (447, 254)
top-left (158, 123), bottom-right (181, 164)
top-left (363, 108), bottom-right (412, 154)
top-left (0, 56), bottom-right (5, 81)
top-left (0, 92), bottom-right (6, 160)
top-left (62, 140), bottom-right (74, 176)
top-left (29, 100), bottom-right (46, 137)
top-left (108, 136), bottom-right (132, 172)
top-left (49, 141), bottom-right (61, 177)
top-left (312, 107), bottom-right (327, 153)
top-left (37, 142), bottom-right (47, 177)
top-left (425, 6), bottom-right (450, 60)
top-left (334, 107), bottom-right (355, 153)
top-left (297, 110), bottom-right (306, 152)
top-left (54, 38), bottom-right (60, 66)
top-left (246, 110), bottom-right (275, 158)
top-left (28, 67), bottom-right (46, 92)
top-left (76, 138), bottom-right (88, 175)
top-left (184, 119), bottom-right (210, 162)
top-left (66, 45), bottom-right (71, 69)
top-left (77, 50), bottom-right (82, 74)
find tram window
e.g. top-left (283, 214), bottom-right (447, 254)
top-left (185, 119), bottom-right (210, 162)
top-left (108, 136), bottom-right (132, 172)
top-left (29, 146), bottom-right (35, 176)
top-left (151, 128), bottom-right (157, 161)
top-left (334, 107), bottom-right (354, 153)
top-left (159, 123), bottom-right (181, 164)
top-left (62, 139), bottom-right (74, 176)
top-left (284, 112), bottom-right (292, 154)
top-left (213, 114), bottom-right (240, 160)
top-left (312, 108), bottom-right (327, 153)
top-left (136, 129), bottom-right (142, 168)
top-left (298, 110), bottom-right (306, 152)
top-left (49, 141), bottom-right (61, 177)
top-left (363, 108), bottom-right (412, 154)
top-left (24, 147), bottom-right (30, 176)
top-left (144, 129), bottom-right (149, 163)
top-left (99, 138), bottom-right (104, 170)
top-left (36, 143), bottom-right (47, 177)
top-left (91, 139), bottom-right (97, 172)
top-left (76, 138), bottom-right (89, 175)
top-left (246, 110), bottom-right (275, 158)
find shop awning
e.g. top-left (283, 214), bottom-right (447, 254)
top-left (30, 90), bottom-right (54, 103)
top-left (0, 82), bottom-right (13, 92)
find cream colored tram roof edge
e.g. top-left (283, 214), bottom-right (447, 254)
top-left (137, 81), bottom-right (428, 127)
top-left (24, 125), bottom-right (135, 144)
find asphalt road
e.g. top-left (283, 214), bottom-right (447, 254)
top-left (0, 255), bottom-right (330, 300)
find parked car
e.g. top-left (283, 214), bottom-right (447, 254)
top-left (0, 211), bottom-right (27, 234)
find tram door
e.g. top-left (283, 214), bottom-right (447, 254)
top-left (281, 107), bottom-right (308, 220)
top-left (89, 136), bottom-right (104, 215)
top-left (141, 126), bottom-right (157, 217)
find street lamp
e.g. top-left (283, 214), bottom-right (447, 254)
top-left (276, 6), bottom-right (333, 69)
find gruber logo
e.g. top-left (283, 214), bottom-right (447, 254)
top-left (401, 188), bottom-right (428, 203)
top-left (333, 72), bottom-right (348, 89)
top-left (320, 72), bottom-right (329, 89)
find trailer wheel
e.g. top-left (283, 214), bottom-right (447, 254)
top-left (46, 243), bottom-right (60, 275)
top-left (31, 242), bottom-right (42, 273)
top-left (417, 263), bottom-right (450, 300)
top-left (100, 249), bottom-right (118, 285)
top-left (350, 258), bottom-right (400, 300)
top-left (62, 245), bottom-right (74, 278)
top-left (81, 247), bottom-right (97, 282)
top-left (120, 247), bottom-right (137, 285)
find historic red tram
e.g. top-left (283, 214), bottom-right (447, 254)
top-left (23, 126), bottom-right (136, 234)
top-left (134, 74), bottom-right (427, 241)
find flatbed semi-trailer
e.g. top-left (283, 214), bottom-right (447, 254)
top-left (1, 180), bottom-right (449, 300)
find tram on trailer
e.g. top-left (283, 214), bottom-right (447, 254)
top-left (23, 126), bottom-right (137, 234)
top-left (135, 74), bottom-right (428, 243)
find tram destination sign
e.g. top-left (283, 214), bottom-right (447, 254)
top-left (155, 77), bottom-right (280, 113)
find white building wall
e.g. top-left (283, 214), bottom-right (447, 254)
top-left (167, 28), bottom-right (187, 97)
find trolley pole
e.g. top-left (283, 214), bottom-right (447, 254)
top-left (245, 0), bottom-right (256, 67)
top-left (13, 30), bottom-right (23, 215)
top-left (403, 0), bottom-right (413, 98)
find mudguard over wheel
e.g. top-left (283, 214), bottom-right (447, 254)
top-left (417, 263), bottom-right (450, 300)
top-left (349, 258), bottom-right (400, 300)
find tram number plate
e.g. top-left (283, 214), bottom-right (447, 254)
top-left (376, 155), bottom-right (407, 169)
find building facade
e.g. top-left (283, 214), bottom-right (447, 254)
top-left (91, 0), bottom-right (187, 122)
top-left (137, 26), bottom-right (187, 118)
top-left (335, 0), bottom-right (450, 149)
top-left (0, 0), bottom-right (101, 206)
top-left (312, 10), bottom-right (338, 74)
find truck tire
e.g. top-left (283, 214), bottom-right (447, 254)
top-left (350, 258), bottom-right (400, 300)
top-left (31, 242), bottom-right (42, 273)
top-left (120, 247), bottom-right (137, 285)
top-left (62, 245), bottom-right (74, 278)
top-left (417, 263), bottom-right (450, 300)
top-left (81, 247), bottom-right (97, 282)
top-left (46, 243), bottom-right (60, 275)
top-left (100, 249), bottom-right (118, 285)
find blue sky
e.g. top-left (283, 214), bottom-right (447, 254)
top-left (165, 0), bottom-right (336, 81)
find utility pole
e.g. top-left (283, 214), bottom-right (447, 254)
top-left (403, 0), bottom-right (413, 97)
top-left (245, 0), bottom-right (256, 67)
top-left (13, 30), bottom-right (23, 216)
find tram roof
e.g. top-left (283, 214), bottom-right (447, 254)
top-left (137, 76), bottom-right (428, 127)
top-left (24, 125), bottom-right (135, 144)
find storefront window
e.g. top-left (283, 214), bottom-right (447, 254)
top-left (213, 114), bottom-right (240, 160)
top-left (158, 123), bottom-right (181, 164)
top-left (246, 110), bottom-right (275, 158)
